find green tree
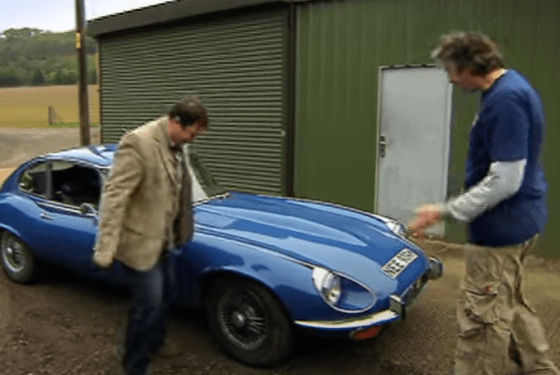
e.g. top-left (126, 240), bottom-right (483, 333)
top-left (0, 74), bottom-right (22, 86)
top-left (46, 71), bottom-right (57, 85)
top-left (1, 28), bottom-right (43, 39)
top-left (32, 69), bottom-right (45, 85)
top-left (0, 28), bottom-right (98, 87)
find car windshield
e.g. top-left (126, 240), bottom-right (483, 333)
top-left (187, 147), bottom-right (228, 203)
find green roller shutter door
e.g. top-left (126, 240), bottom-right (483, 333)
top-left (98, 8), bottom-right (288, 195)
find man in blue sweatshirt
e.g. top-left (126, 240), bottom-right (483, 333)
top-left (408, 32), bottom-right (558, 375)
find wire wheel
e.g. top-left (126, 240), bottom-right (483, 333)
top-left (1, 231), bottom-right (36, 283)
top-left (205, 277), bottom-right (294, 367)
top-left (217, 288), bottom-right (268, 351)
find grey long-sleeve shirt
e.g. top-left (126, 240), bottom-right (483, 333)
top-left (444, 159), bottom-right (526, 222)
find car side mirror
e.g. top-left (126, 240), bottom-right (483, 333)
top-left (80, 203), bottom-right (97, 216)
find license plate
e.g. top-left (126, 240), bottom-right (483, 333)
top-left (382, 248), bottom-right (418, 279)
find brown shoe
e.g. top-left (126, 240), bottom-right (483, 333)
top-left (151, 339), bottom-right (181, 358)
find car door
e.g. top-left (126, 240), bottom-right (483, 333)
top-left (19, 160), bottom-right (99, 272)
top-left (14, 160), bottom-right (60, 262)
top-left (40, 160), bottom-right (104, 273)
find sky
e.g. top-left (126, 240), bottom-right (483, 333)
top-left (1, 0), bottom-right (173, 33)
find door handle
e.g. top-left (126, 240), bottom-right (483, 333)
top-left (40, 212), bottom-right (54, 221)
top-left (379, 134), bottom-right (387, 158)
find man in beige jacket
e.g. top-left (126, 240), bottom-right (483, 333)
top-left (93, 97), bottom-right (208, 375)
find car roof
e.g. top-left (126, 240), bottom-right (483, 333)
top-left (45, 144), bottom-right (117, 167)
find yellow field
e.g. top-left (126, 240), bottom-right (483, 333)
top-left (0, 168), bottom-right (14, 184)
top-left (0, 85), bottom-right (99, 128)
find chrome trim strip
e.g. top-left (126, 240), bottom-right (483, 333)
top-left (193, 192), bottom-right (230, 206)
top-left (37, 201), bottom-right (82, 214)
top-left (37, 201), bottom-right (98, 218)
top-left (294, 309), bottom-right (399, 330)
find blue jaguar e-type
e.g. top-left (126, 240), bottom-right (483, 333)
top-left (0, 144), bottom-right (442, 366)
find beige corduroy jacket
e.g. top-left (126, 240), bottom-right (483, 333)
top-left (93, 117), bottom-right (192, 271)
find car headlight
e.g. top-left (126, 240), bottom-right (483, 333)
top-left (312, 267), bottom-right (341, 305)
top-left (312, 267), bottom-right (376, 312)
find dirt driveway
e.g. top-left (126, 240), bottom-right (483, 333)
top-left (0, 127), bottom-right (559, 375)
top-left (0, 126), bottom-right (100, 164)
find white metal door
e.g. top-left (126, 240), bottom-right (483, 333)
top-left (375, 66), bottom-right (453, 235)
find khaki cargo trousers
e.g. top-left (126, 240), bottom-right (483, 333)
top-left (455, 236), bottom-right (559, 375)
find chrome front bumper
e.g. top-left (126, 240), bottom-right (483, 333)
top-left (294, 309), bottom-right (400, 330)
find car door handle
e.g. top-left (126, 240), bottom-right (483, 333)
top-left (40, 212), bottom-right (54, 221)
top-left (379, 134), bottom-right (387, 158)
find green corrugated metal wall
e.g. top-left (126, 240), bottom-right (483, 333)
top-left (99, 8), bottom-right (289, 195)
top-left (296, 0), bottom-right (560, 256)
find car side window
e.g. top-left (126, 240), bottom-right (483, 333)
top-left (19, 162), bottom-right (49, 197)
top-left (50, 161), bottom-right (102, 209)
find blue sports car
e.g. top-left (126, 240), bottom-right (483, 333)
top-left (0, 144), bottom-right (442, 366)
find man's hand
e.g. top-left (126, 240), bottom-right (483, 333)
top-left (93, 251), bottom-right (114, 269)
top-left (407, 204), bottom-right (444, 236)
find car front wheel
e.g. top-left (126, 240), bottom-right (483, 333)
top-left (1, 231), bottom-right (37, 283)
top-left (205, 276), bottom-right (294, 367)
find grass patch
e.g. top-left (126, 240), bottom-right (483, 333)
top-left (0, 85), bottom-right (99, 128)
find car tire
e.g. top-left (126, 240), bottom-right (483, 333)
top-left (0, 231), bottom-right (37, 283)
top-left (205, 276), bottom-right (294, 367)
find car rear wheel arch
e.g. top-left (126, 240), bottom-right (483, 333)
top-left (203, 273), bottom-right (295, 367)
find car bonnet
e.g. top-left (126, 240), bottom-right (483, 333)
top-left (193, 192), bottom-right (428, 287)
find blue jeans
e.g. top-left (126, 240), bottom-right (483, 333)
top-left (122, 256), bottom-right (175, 375)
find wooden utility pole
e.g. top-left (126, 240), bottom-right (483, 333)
top-left (76, 0), bottom-right (91, 145)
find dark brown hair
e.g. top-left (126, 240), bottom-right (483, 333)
top-left (432, 31), bottom-right (504, 75)
top-left (168, 96), bottom-right (209, 128)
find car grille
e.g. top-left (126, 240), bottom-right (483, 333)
top-left (382, 248), bottom-right (418, 279)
